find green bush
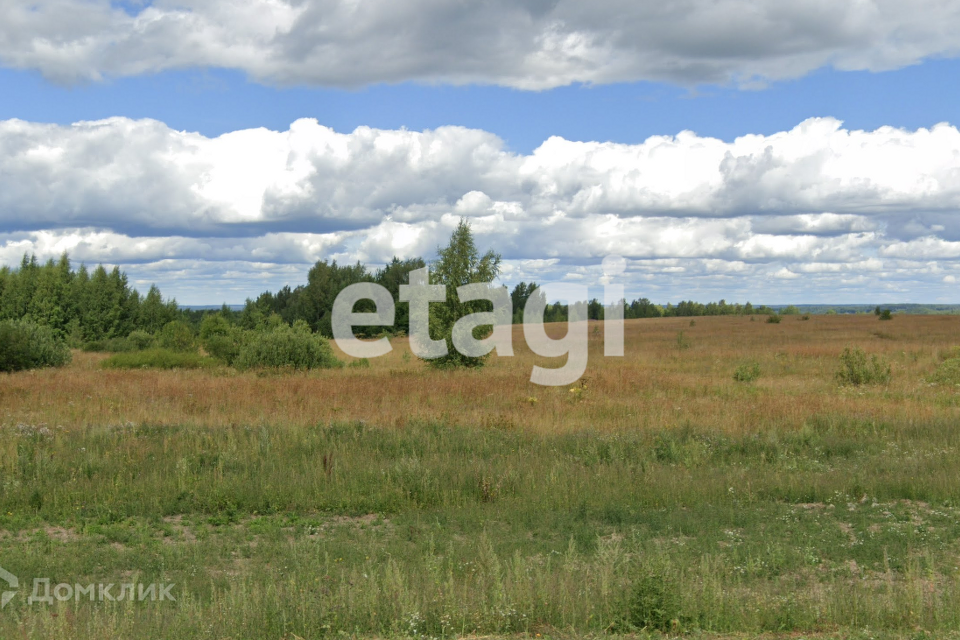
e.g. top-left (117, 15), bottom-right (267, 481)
top-left (203, 334), bottom-right (243, 365)
top-left (157, 320), bottom-right (196, 353)
top-left (836, 347), bottom-right (891, 385)
top-left (733, 362), bottom-right (761, 382)
top-left (930, 358), bottom-right (960, 385)
top-left (127, 330), bottom-right (155, 350)
top-left (83, 330), bottom-right (156, 353)
top-left (100, 349), bottom-right (218, 370)
top-left (0, 319), bottom-right (72, 372)
top-left (766, 314), bottom-right (782, 324)
top-left (234, 321), bottom-right (341, 371)
top-left (199, 313), bottom-right (243, 365)
top-left (623, 570), bottom-right (684, 632)
top-left (879, 309), bottom-right (893, 321)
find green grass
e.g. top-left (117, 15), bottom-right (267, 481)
top-left (5, 417), bottom-right (960, 637)
top-left (99, 348), bottom-right (219, 370)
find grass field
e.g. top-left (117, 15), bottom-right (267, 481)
top-left (2, 314), bottom-right (960, 639)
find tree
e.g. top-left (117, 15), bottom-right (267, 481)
top-left (375, 256), bottom-right (426, 335)
top-left (509, 282), bottom-right (539, 323)
top-left (427, 219), bottom-right (501, 368)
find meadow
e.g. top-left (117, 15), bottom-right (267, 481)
top-left (2, 314), bottom-right (960, 639)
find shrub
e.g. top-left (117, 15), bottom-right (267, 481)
top-left (836, 347), bottom-right (891, 385)
top-left (0, 319), bottom-right (72, 372)
top-left (199, 314), bottom-right (244, 365)
top-left (234, 321), bottom-right (341, 371)
top-left (879, 309), bottom-right (893, 321)
top-left (158, 320), bottom-right (196, 353)
top-left (623, 570), bottom-right (684, 632)
top-left (127, 330), bottom-right (155, 350)
top-left (203, 334), bottom-right (243, 365)
top-left (930, 358), bottom-right (960, 385)
top-left (766, 314), bottom-right (782, 324)
top-left (348, 358), bottom-right (371, 369)
top-left (733, 362), bottom-right (761, 382)
top-left (100, 349), bottom-right (218, 370)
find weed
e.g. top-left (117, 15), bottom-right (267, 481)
top-left (930, 358), bottom-right (960, 385)
top-left (733, 361), bottom-right (761, 382)
top-left (836, 346), bottom-right (891, 385)
top-left (623, 569), bottom-right (684, 632)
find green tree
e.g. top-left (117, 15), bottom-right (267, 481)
top-left (427, 219), bottom-right (501, 369)
top-left (375, 256), bottom-right (427, 335)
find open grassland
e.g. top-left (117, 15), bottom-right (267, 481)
top-left (2, 315), bottom-right (960, 639)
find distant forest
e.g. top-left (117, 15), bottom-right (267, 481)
top-left (2, 253), bottom-right (957, 346)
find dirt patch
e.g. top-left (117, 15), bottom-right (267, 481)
top-left (161, 515), bottom-right (197, 544)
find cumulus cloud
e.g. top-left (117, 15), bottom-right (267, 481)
top-left (3, 115), bottom-right (960, 303)
top-left (2, 0), bottom-right (960, 89)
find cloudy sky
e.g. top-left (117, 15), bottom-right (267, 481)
top-left (2, 1), bottom-right (960, 305)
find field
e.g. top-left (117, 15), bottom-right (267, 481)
top-left (2, 314), bottom-right (960, 639)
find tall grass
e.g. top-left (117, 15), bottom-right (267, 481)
top-left (2, 315), bottom-right (960, 637)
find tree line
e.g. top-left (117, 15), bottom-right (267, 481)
top-left (0, 253), bottom-right (180, 345)
top-left (1, 248), bottom-right (780, 348)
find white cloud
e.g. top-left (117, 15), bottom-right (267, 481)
top-left (2, 1), bottom-right (960, 89)
top-left (3, 115), bottom-right (960, 303)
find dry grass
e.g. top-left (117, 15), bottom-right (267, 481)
top-left (2, 314), bottom-right (958, 434)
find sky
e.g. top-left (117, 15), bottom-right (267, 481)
top-left (1, 1), bottom-right (960, 305)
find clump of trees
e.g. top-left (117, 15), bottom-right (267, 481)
top-left (0, 319), bottom-right (72, 372)
top-left (0, 253), bottom-right (180, 345)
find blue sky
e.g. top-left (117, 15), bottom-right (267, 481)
top-left (2, 1), bottom-right (960, 305)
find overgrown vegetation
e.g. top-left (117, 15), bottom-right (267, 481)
top-left (836, 346), bottom-right (892, 385)
top-left (930, 357), bottom-right (960, 385)
top-left (100, 348), bottom-right (218, 370)
top-left (233, 321), bottom-right (342, 371)
top-left (0, 319), bottom-right (71, 372)
top-left (732, 361), bottom-right (761, 382)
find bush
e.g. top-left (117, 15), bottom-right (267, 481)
top-left (879, 309), bottom-right (893, 321)
top-left (203, 334), bottom-right (243, 365)
top-left (836, 347), bottom-right (891, 385)
top-left (733, 362), bottom-right (761, 382)
top-left (0, 319), bottom-right (72, 372)
top-left (158, 321), bottom-right (196, 353)
top-left (766, 314), bottom-right (782, 324)
top-left (234, 321), bottom-right (341, 371)
top-left (930, 358), bottom-right (960, 385)
top-left (127, 330), bottom-right (155, 350)
top-left (100, 349), bottom-right (218, 370)
top-left (623, 570), bottom-right (683, 632)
